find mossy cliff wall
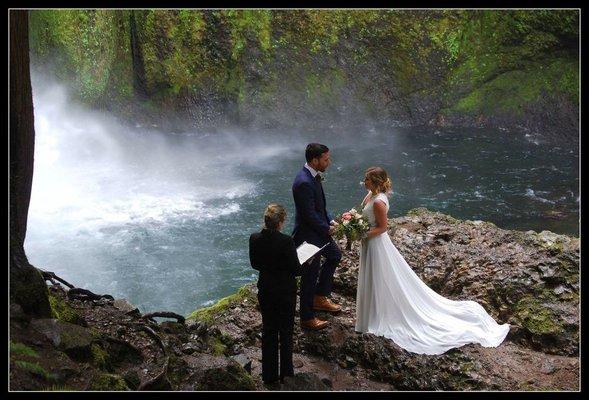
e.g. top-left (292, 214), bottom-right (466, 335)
top-left (29, 10), bottom-right (578, 136)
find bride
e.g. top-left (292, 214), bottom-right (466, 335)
top-left (354, 167), bottom-right (510, 355)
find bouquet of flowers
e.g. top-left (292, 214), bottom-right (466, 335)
top-left (334, 207), bottom-right (370, 250)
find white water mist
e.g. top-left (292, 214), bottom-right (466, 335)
top-left (24, 73), bottom-right (300, 313)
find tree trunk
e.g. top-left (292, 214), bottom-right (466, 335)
top-left (129, 10), bottom-right (147, 99)
top-left (10, 10), bottom-right (51, 318)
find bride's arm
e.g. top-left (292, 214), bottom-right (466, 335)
top-left (366, 200), bottom-right (388, 239)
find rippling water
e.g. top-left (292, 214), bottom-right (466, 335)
top-left (24, 79), bottom-right (579, 316)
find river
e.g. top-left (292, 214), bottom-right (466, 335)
top-left (24, 78), bottom-right (579, 316)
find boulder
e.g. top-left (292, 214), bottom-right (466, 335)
top-left (197, 362), bottom-right (257, 391)
top-left (231, 353), bottom-right (252, 374)
top-left (281, 373), bottom-right (331, 391)
top-left (112, 299), bottom-right (139, 315)
top-left (30, 319), bottom-right (95, 361)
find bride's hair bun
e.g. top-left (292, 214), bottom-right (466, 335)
top-left (365, 167), bottom-right (392, 195)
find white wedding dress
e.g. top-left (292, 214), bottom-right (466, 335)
top-left (355, 192), bottom-right (510, 355)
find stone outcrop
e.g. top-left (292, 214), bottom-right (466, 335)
top-left (9, 209), bottom-right (579, 391)
top-left (29, 319), bottom-right (96, 361)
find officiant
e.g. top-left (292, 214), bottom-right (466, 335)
top-left (249, 203), bottom-right (303, 385)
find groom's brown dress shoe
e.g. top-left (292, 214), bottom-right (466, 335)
top-left (313, 295), bottom-right (342, 313)
top-left (301, 318), bottom-right (329, 331)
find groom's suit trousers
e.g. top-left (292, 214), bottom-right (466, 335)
top-left (299, 239), bottom-right (342, 321)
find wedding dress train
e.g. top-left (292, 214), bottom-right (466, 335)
top-left (355, 193), bottom-right (510, 355)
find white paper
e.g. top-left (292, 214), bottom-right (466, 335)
top-left (296, 241), bottom-right (327, 265)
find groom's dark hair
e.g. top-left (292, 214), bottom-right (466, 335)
top-left (305, 143), bottom-right (329, 162)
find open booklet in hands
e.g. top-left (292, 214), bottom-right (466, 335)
top-left (296, 241), bottom-right (328, 265)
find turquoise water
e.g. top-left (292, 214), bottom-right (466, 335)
top-left (25, 81), bottom-right (579, 317)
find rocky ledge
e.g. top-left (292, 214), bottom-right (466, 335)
top-left (9, 209), bottom-right (579, 391)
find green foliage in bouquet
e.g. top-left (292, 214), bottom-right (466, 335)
top-left (334, 206), bottom-right (370, 249)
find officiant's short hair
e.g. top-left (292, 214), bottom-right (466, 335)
top-left (305, 143), bottom-right (329, 162)
top-left (264, 203), bottom-right (286, 230)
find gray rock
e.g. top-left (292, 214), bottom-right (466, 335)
top-left (344, 355), bottom-right (357, 368)
top-left (113, 299), bottom-right (139, 315)
top-left (181, 342), bottom-right (199, 355)
top-left (231, 353), bottom-right (252, 374)
top-left (160, 321), bottom-right (186, 334)
top-left (30, 318), bottom-right (95, 361)
top-left (10, 303), bottom-right (30, 324)
top-left (195, 360), bottom-right (256, 390)
top-left (54, 366), bottom-right (79, 383)
top-left (122, 370), bottom-right (141, 390)
top-left (281, 372), bottom-right (331, 391)
top-left (541, 359), bottom-right (557, 374)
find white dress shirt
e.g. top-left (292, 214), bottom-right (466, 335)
top-left (304, 163), bottom-right (320, 178)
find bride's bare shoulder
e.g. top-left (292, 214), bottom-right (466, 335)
top-left (374, 193), bottom-right (389, 205)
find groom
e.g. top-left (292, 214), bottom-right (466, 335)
top-left (292, 143), bottom-right (342, 331)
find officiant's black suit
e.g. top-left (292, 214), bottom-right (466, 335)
top-left (249, 228), bottom-right (303, 383)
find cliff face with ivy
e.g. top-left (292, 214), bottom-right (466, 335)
top-left (29, 10), bottom-right (579, 137)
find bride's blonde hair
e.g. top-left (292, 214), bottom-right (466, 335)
top-left (365, 167), bottom-right (392, 195)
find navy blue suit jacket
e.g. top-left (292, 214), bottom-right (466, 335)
top-left (292, 167), bottom-right (334, 247)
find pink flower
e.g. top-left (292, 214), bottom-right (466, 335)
top-left (342, 212), bottom-right (352, 221)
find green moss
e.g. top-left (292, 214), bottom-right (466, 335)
top-left (29, 9), bottom-right (578, 126)
top-left (88, 373), bottom-right (130, 391)
top-left (10, 264), bottom-right (52, 318)
top-left (224, 10), bottom-right (273, 59)
top-left (15, 361), bottom-right (57, 382)
top-left (91, 344), bottom-right (110, 370)
top-left (443, 10), bottom-right (578, 116)
top-left (451, 58), bottom-right (578, 116)
top-left (48, 292), bottom-right (86, 326)
top-left (10, 342), bottom-right (39, 358)
top-left (565, 273), bottom-right (579, 287)
top-left (560, 291), bottom-right (579, 302)
top-left (208, 336), bottom-right (227, 356)
top-left (43, 384), bottom-right (77, 391)
top-left (206, 332), bottom-right (235, 356)
top-left (88, 327), bottom-right (103, 340)
top-left (166, 355), bottom-right (190, 386)
top-left (442, 215), bottom-right (461, 225)
top-left (197, 363), bottom-right (257, 390)
top-left (407, 207), bottom-right (430, 216)
top-left (459, 360), bottom-right (475, 373)
top-left (187, 284), bottom-right (257, 325)
top-left (29, 10), bottom-right (125, 104)
top-left (514, 296), bottom-right (563, 335)
top-left (537, 236), bottom-right (567, 255)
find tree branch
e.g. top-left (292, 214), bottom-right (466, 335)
top-left (39, 270), bottom-right (75, 289)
